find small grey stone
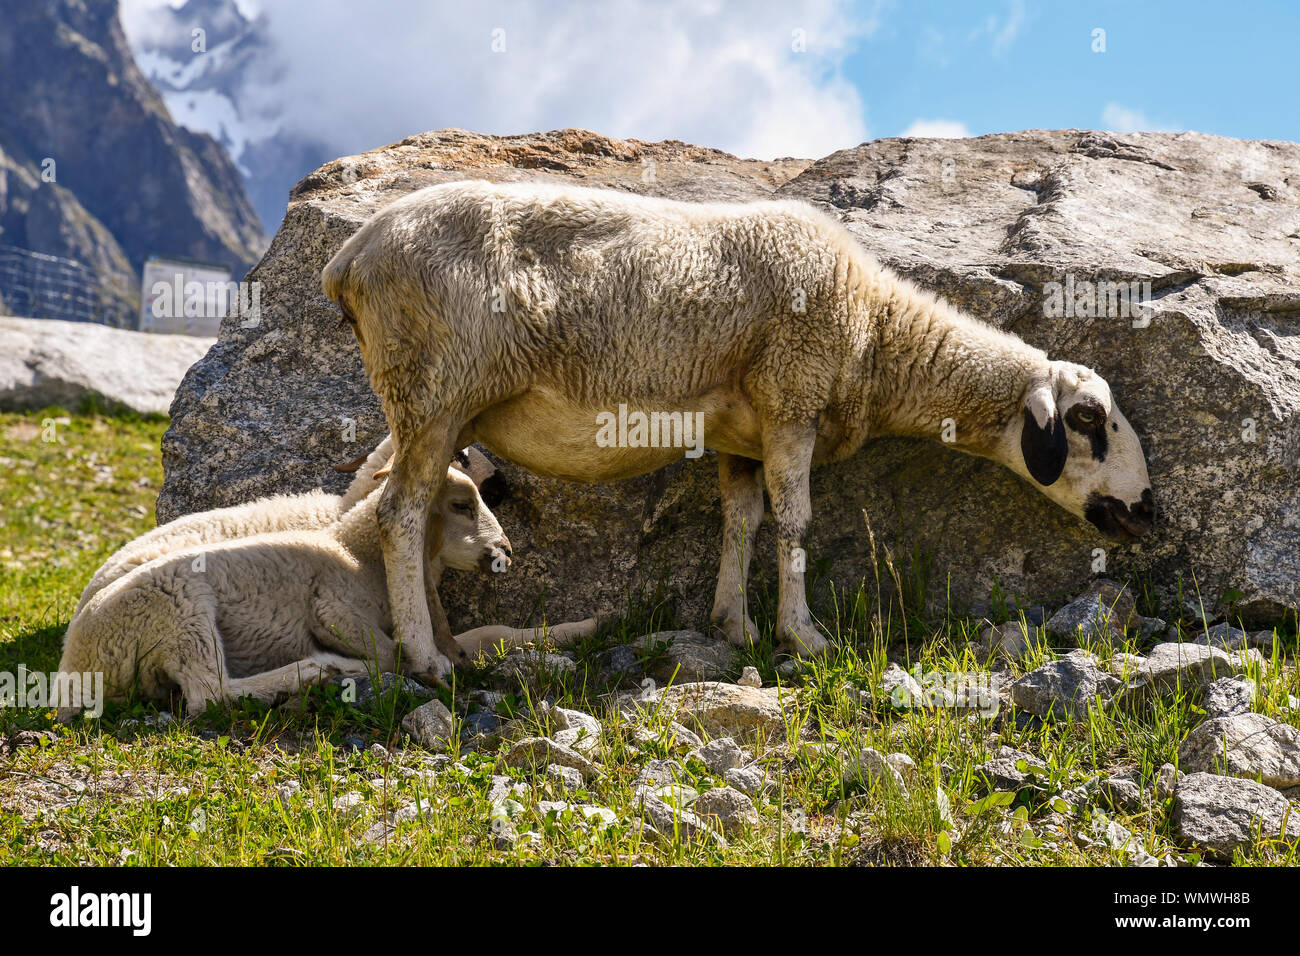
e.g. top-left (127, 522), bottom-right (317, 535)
top-left (723, 764), bottom-right (769, 798)
top-left (634, 758), bottom-right (686, 788)
top-left (666, 722), bottom-right (704, 750)
top-left (1179, 713), bottom-right (1300, 788)
top-left (460, 710), bottom-right (503, 740)
top-left (975, 746), bottom-right (1047, 791)
top-left (886, 752), bottom-right (918, 779)
top-left (594, 644), bottom-right (642, 684)
top-left (737, 666), bottom-right (762, 688)
top-left (536, 801), bottom-right (618, 829)
top-left (1201, 677), bottom-right (1256, 718)
top-left (338, 672), bottom-right (433, 706)
top-left (334, 791), bottom-right (367, 818)
top-left (1043, 579), bottom-right (1136, 645)
top-left (553, 725), bottom-right (601, 756)
top-left (693, 786), bottom-right (759, 835)
top-left (697, 737), bottom-right (745, 775)
top-left (975, 621), bottom-right (1032, 663)
top-left (1134, 616), bottom-right (1167, 641)
top-left (634, 630), bottom-right (733, 683)
top-left (644, 681), bottom-right (795, 743)
top-left (1010, 650), bottom-right (1121, 719)
top-left (501, 737), bottom-right (601, 780)
top-left (401, 698), bottom-right (456, 751)
top-left (1248, 630), bottom-right (1278, 651)
top-left (1109, 652), bottom-right (1150, 679)
top-left (553, 706), bottom-right (601, 736)
top-left (634, 785), bottom-right (719, 844)
top-left (1097, 777), bottom-right (1145, 813)
top-left (842, 748), bottom-right (908, 794)
top-left (1155, 763), bottom-right (1182, 801)
top-left (879, 662), bottom-right (924, 707)
top-left (486, 775), bottom-right (527, 803)
top-left (493, 649), bottom-right (577, 686)
top-left (1172, 772), bottom-right (1300, 859)
top-left (1139, 642), bottom-right (1250, 696)
top-left (1191, 622), bottom-right (1249, 650)
top-left (545, 763), bottom-right (586, 792)
top-left (649, 783), bottom-right (699, 808)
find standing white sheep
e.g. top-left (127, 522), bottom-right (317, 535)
top-left (323, 180), bottom-right (1155, 678)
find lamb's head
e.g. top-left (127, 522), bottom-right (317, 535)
top-left (433, 460), bottom-right (513, 573)
top-left (1009, 361), bottom-right (1154, 541)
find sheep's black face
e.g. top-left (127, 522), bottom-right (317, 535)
top-left (1013, 362), bottom-right (1154, 541)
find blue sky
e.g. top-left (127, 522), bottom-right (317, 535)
top-left (847, 0), bottom-right (1299, 143)
top-left (123, 0), bottom-right (1298, 168)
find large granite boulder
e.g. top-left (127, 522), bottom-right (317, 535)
top-left (159, 128), bottom-right (1300, 628)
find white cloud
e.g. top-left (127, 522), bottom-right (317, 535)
top-left (126, 0), bottom-right (875, 162)
top-left (1100, 103), bottom-right (1183, 134)
top-left (900, 118), bottom-right (970, 138)
top-left (968, 0), bottom-right (1026, 57)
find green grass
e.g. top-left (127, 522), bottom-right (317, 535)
top-left (1, 408), bottom-right (1298, 867)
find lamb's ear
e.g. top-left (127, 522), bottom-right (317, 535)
top-left (462, 446), bottom-right (497, 487)
top-left (450, 448), bottom-right (472, 474)
top-left (372, 455), bottom-right (395, 480)
top-left (1020, 383), bottom-right (1067, 486)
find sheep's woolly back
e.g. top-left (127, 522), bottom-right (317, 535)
top-left (75, 435), bottom-right (396, 617)
top-left (326, 179), bottom-right (1053, 462)
top-left (73, 488), bottom-right (344, 616)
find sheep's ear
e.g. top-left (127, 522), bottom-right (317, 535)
top-left (372, 455), bottom-right (394, 480)
top-left (450, 448), bottom-right (472, 474)
top-left (1021, 384), bottom-right (1067, 486)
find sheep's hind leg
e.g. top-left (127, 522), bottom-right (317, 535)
top-left (452, 617), bottom-right (601, 657)
top-left (710, 453), bottom-right (763, 647)
top-left (377, 419), bottom-right (459, 683)
top-left (761, 421), bottom-right (829, 657)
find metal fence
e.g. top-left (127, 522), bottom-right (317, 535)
top-left (0, 244), bottom-right (134, 327)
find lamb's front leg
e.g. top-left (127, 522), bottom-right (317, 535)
top-left (710, 453), bottom-right (764, 647)
top-left (762, 421), bottom-right (828, 657)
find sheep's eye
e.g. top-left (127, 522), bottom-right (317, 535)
top-left (1075, 409), bottom-right (1096, 424)
top-left (449, 501), bottom-right (474, 515)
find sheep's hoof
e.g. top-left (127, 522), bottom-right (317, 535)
top-left (710, 610), bottom-right (759, 647)
top-left (778, 623), bottom-right (829, 658)
top-left (407, 653), bottom-right (454, 690)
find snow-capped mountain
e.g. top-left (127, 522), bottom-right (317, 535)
top-left (124, 0), bottom-right (332, 233)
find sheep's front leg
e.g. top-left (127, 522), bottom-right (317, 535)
top-left (425, 546), bottom-right (471, 669)
top-left (223, 655), bottom-right (365, 706)
top-left (311, 591), bottom-right (400, 673)
top-left (762, 421), bottom-right (828, 657)
top-left (377, 424), bottom-right (457, 683)
top-left (710, 453), bottom-right (763, 647)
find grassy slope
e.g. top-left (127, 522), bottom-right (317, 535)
top-left (1, 409), bottom-right (1297, 866)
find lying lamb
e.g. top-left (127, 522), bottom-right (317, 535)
top-left (57, 456), bottom-right (594, 718)
top-left (323, 180), bottom-right (1155, 675)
